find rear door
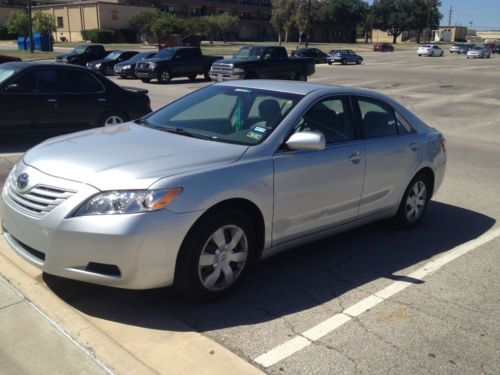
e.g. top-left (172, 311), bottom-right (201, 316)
top-left (58, 68), bottom-right (108, 129)
top-left (353, 96), bottom-right (422, 217)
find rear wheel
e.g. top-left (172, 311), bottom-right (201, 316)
top-left (394, 173), bottom-right (430, 228)
top-left (245, 72), bottom-right (258, 79)
top-left (175, 210), bottom-right (256, 301)
top-left (101, 111), bottom-right (128, 127)
top-left (158, 69), bottom-right (172, 84)
top-left (140, 78), bottom-right (151, 83)
top-left (295, 72), bottom-right (307, 81)
top-left (327, 61), bottom-right (332, 65)
top-left (204, 70), bottom-right (212, 81)
top-left (341, 59), bottom-right (347, 65)
top-left (356, 58), bottom-right (362, 64)
top-left (187, 74), bottom-right (197, 81)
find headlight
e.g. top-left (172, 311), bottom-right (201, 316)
top-left (73, 188), bottom-right (182, 216)
top-left (233, 68), bottom-right (244, 74)
top-left (122, 65), bottom-right (131, 70)
top-left (149, 62), bottom-right (156, 69)
top-left (95, 63), bottom-right (102, 68)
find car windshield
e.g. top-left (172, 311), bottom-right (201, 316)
top-left (143, 85), bottom-right (302, 145)
top-left (105, 51), bottom-right (122, 60)
top-left (0, 67), bottom-right (16, 84)
top-left (72, 45), bottom-right (87, 54)
top-left (156, 48), bottom-right (175, 59)
top-left (471, 46), bottom-right (482, 50)
top-left (233, 47), bottom-right (265, 59)
top-left (128, 52), bottom-right (152, 63)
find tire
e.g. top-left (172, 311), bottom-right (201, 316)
top-left (187, 74), bottom-right (197, 81)
top-left (341, 59), bottom-right (347, 65)
top-left (204, 70), bottom-right (212, 81)
top-left (158, 69), bottom-right (172, 84)
top-left (140, 78), bottom-right (151, 83)
top-left (394, 173), bottom-right (430, 228)
top-left (174, 210), bottom-right (256, 301)
top-left (327, 61), bottom-right (332, 65)
top-left (418, 54), bottom-right (421, 57)
top-left (356, 58), bottom-right (362, 64)
top-left (245, 72), bottom-right (258, 79)
top-left (440, 51), bottom-right (444, 56)
top-left (295, 72), bottom-right (307, 81)
top-left (100, 111), bottom-right (128, 127)
top-left (104, 66), bottom-right (113, 76)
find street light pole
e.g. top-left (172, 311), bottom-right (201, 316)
top-left (27, 0), bottom-right (33, 53)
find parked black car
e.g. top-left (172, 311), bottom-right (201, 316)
top-left (55, 44), bottom-right (109, 66)
top-left (0, 62), bottom-right (151, 133)
top-left (135, 46), bottom-right (223, 83)
top-left (209, 46), bottom-right (315, 81)
top-left (292, 48), bottom-right (328, 64)
top-left (86, 50), bottom-right (139, 76)
top-left (0, 55), bottom-right (22, 64)
top-left (113, 51), bottom-right (157, 78)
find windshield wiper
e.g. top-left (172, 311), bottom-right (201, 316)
top-left (134, 118), bottom-right (151, 127)
top-left (163, 127), bottom-right (209, 140)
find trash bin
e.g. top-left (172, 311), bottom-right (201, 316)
top-left (25, 37), bottom-right (31, 51)
top-left (17, 36), bottom-right (27, 51)
top-left (33, 33), bottom-right (53, 52)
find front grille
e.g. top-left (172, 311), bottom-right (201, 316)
top-left (5, 175), bottom-right (75, 215)
top-left (5, 231), bottom-right (46, 261)
top-left (210, 63), bottom-right (234, 75)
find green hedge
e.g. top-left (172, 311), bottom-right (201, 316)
top-left (0, 27), bottom-right (17, 40)
top-left (81, 29), bottom-right (115, 43)
top-left (81, 28), bottom-right (138, 43)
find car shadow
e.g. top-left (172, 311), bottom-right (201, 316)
top-left (43, 201), bottom-right (495, 333)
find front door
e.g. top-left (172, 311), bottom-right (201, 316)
top-left (273, 96), bottom-right (366, 245)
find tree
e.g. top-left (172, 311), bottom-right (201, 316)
top-left (294, 1), bottom-right (309, 47)
top-left (130, 11), bottom-right (159, 44)
top-left (200, 15), bottom-right (218, 44)
top-left (5, 11), bottom-right (29, 36)
top-left (270, 0), bottom-right (294, 45)
top-left (326, 0), bottom-right (368, 26)
top-left (374, 0), bottom-right (411, 44)
top-left (217, 13), bottom-right (239, 43)
top-left (32, 11), bottom-right (56, 34)
top-left (149, 13), bottom-right (184, 39)
top-left (404, 0), bottom-right (442, 43)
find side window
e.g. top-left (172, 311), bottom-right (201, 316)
top-left (357, 98), bottom-right (398, 138)
top-left (12, 69), bottom-right (58, 93)
top-left (61, 70), bottom-right (103, 93)
top-left (395, 111), bottom-right (414, 134)
top-left (293, 97), bottom-right (355, 144)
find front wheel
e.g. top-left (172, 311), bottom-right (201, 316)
top-left (341, 59), bottom-right (347, 65)
top-left (187, 74), bottom-right (197, 81)
top-left (295, 72), bottom-right (307, 81)
top-left (356, 58), bottom-right (362, 64)
top-left (104, 66), bottom-right (113, 76)
top-left (175, 210), bottom-right (256, 301)
top-left (394, 174), bottom-right (430, 228)
top-left (140, 78), bottom-right (151, 83)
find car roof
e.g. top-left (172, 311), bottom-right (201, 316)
top-left (215, 80), bottom-right (390, 98)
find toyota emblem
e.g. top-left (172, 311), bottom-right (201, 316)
top-left (16, 173), bottom-right (29, 190)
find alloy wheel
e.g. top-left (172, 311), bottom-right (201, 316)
top-left (104, 115), bottom-right (124, 126)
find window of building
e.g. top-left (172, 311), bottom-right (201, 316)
top-left (261, 0), bottom-right (271, 5)
top-left (57, 16), bottom-right (64, 28)
top-left (160, 5), bottom-right (175, 13)
top-left (191, 7), bottom-right (201, 16)
top-left (240, 11), bottom-right (253, 19)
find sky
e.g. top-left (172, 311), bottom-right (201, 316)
top-left (367, 1), bottom-right (500, 30)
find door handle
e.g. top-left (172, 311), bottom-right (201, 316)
top-left (47, 99), bottom-right (57, 103)
top-left (409, 142), bottom-right (420, 151)
top-left (97, 98), bottom-right (107, 102)
top-left (348, 151), bottom-right (364, 162)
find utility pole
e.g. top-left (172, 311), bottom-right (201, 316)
top-left (448, 6), bottom-right (452, 27)
top-left (27, 0), bottom-right (33, 53)
top-left (370, 0), bottom-right (376, 43)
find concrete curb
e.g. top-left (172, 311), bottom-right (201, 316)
top-left (0, 236), bottom-right (264, 375)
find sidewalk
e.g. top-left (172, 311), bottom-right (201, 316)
top-left (0, 275), bottom-right (110, 374)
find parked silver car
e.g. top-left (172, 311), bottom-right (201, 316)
top-left (417, 44), bottom-right (444, 57)
top-left (466, 46), bottom-right (491, 59)
top-left (1, 81), bottom-right (447, 300)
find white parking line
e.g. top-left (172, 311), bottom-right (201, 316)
top-left (254, 227), bottom-right (500, 368)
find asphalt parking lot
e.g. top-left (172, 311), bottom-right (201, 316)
top-left (1, 50), bottom-right (499, 374)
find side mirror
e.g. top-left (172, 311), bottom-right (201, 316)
top-left (286, 131), bottom-right (325, 151)
top-left (4, 83), bottom-right (19, 93)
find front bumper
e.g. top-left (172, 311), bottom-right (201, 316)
top-left (1, 162), bottom-right (203, 289)
top-left (135, 70), bottom-right (157, 79)
top-left (114, 67), bottom-right (135, 77)
top-left (209, 71), bottom-right (243, 81)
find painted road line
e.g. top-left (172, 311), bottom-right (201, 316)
top-left (254, 227), bottom-right (500, 368)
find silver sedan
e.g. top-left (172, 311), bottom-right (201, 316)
top-left (1, 81), bottom-right (447, 300)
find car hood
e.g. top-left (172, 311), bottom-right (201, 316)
top-left (213, 58), bottom-right (259, 65)
top-left (22, 123), bottom-right (249, 191)
top-left (87, 58), bottom-right (113, 65)
top-left (143, 57), bottom-right (170, 63)
top-left (56, 52), bottom-right (80, 60)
